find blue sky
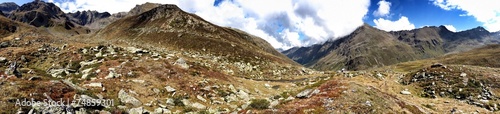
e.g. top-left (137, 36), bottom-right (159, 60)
top-left (364, 0), bottom-right (483, 32)
top-left (2, 0), bottom-right (499, 49)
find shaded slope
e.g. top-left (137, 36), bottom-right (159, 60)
top-left (284, 24), bottom-right (500, 71)
top-left (284, 24), bottom-right (431, 70)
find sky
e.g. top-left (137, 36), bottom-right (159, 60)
top-left (2, 0), bottom-right (499, 50)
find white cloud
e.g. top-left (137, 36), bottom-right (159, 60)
top-left (48, 0), bottom-right (371, 50)
top-left (373, 0), bottom-right (391, 17)
top-left (443, 25), bottom-right (457, 32)
top-left (431, 0), bottom-right (500, 32)
top-left (373, 16), bottom-right (415, 31)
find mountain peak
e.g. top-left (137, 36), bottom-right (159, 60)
top-left (127, 2), bottom-right (163, 16)
top-left (472, 26), bottom-right (488, 32)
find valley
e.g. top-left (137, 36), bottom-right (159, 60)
top-left (0, 0), bottom-right (499, 114)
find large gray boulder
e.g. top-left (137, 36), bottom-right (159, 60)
top-left (118, 89), bottom-right (142, 106)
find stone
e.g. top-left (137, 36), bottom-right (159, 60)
top-left (105, 68), bottom-right (120, 79)
top-left (174, 58), bottom-right (189, 69)
top-left (191, 102), bottom-right (206, 109)
top-left (118, 89), bottom-right (142, 106)
top-left (126, 47), bottom-right (144, 54)
top-left (79, 60), bottom-right (100, 67)
top-left (401, 89), bottom-right (411, 95)
top-left (81, 68), bottom-right (93, 79)
top-left (269, 100), bottom-right (279, 108)
top-left (62, 79), bottom-right (86, 91)
top-left (165, 86), bottom-right (176, 93)
top-left (0, 57), bottom-right (7, 63)
top-left (0, 42), bottom-right (9, 48)
top-left (14, 37), bottom-right (21, 41)
top-left (237, 90), bottom-right (250, 101)
top-left (154, 108), bottom-right (171, 114)
top-left (131, 79), bottom-right (145, 83)
top-left (296, 89), bottom-right (313, 98)
top-left (129, 107), bottom-right (144, 114)
top-left (431, 63), bottom-right (446, 68)
top-left (84, 82), bottom-right (103, 88)
top-left (460, 73), bottom-right (467, 77)
top-left (197, 95), bottom-right (207, 102)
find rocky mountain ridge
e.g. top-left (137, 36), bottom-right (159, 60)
top-left (284, 24), bottom-right (500, 71)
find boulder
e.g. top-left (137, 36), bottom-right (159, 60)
top-left (118, 89), bottom-right (142, 106)
top-left (174, 58), bottom-right (189, 69)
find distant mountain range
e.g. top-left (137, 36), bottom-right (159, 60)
top-left (283, 24), bottom-right (500, 71)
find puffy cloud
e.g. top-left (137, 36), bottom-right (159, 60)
top-left (373, 16), bottom-right (415, 31)
top-left (373, 0), bottom-right (391, 17)
top-left (431, 0), bottom-right (500, 32)
top-left (443, 25), bottom-right (457, 32)
top-left (48, 0), bottom-right (371, 49)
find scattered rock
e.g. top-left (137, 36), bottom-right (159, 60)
top-left (191, 102), bottom-right (206, 109)
top-left (296, 89), bottom-right (313, 98)
top-left (61, 79), bottom-right (86, 91)
top-left (197, 95), bottom-right (207, 102)
top-left (118, 89), bottom-right (142, 106)
top-left (174, 58), bottom-right (189, 69)
top-left (460, 72), bottom-right (467, 77)
top-left (0, 57), bottom-right (7, 63)
top-left (165, 86), bottom-right (176, 93)
top-left (129, 107), bottom-right (144, 114)
top-left (80, 68), bottom-right (93, 79)
top-left (105, 68), bottom-right (120, 79)
top-left (84, 82), bottom-right (103, 88)
top-left (14, 37), bottom-right (21, 41)
top-left (401, 89), bottom-right (411, 95)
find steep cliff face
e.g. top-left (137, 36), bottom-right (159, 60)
top-left (67, 10), bottom-right (111, 26)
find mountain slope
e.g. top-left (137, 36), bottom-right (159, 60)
top-left (284, 24), bottom-right (500, 71)
top-left (97, 4), bottom-right (303, 79)
top-left (0, 15), bottom-right (18, 37)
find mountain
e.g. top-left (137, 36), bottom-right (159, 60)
top-left (127, 2), bottom-right (162, 16)
top-left (284, 24), bottom-right (500, 71)
top-left (9, 0), bottom-right (68, 27)
top-left (0, 2), bottom-right (19, 16)
top-left (67, 10), bottom-right (111, 26)
top-left (8, 0), bottom-right (90, 36)
top-left (67, 2), bottom-right (161, 30)
top-left (96, 4), bottom-right (302, 79)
